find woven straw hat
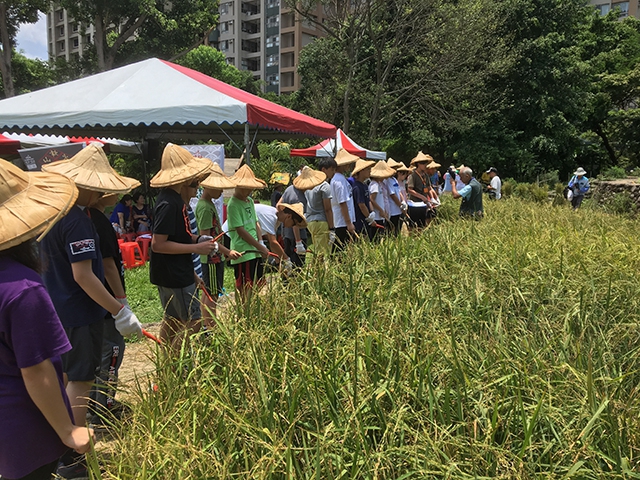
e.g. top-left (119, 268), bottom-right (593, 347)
top-left (42, 143), bottom-right (139, 193)
top-left (370, 160), bottom-right (396, 179)
top-left (230, 164), bottom-right (267, 189)
top-left (293, 166), bottom-right (326, 191)
top-left (410, 151), bottom-right (433, 166)
top-left (150, 143), bottom-right (213, 188)
top-left (277, 202), bottom-right (307, 228)
top-left (334, 148), bottom-right (359, 166)
top-left (0, 158), bottom-right (78, 251)
top-left (426, 160), bottom-right (442, 170)
top-left (351, 159), bottom-right (375, 176)
top-left (387, 158), bottom-right (404, 169)
top-left (396, 164), bottom-right (412, 173)
top-left (200, 162), bottom-right (236, 190)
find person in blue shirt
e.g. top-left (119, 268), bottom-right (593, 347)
top-left (568, 167), bottom-right (590, 210)
top-left (109, 194), bottom-right (133, 234)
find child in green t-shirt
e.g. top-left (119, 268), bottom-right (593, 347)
top-left (227, 166), bottom-right (269, 301)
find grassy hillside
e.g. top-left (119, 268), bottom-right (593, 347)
top-left (101, 197), bottom-right (640, 479)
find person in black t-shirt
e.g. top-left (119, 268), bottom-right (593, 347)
top-left (149, 143), bottom-right (216, 353)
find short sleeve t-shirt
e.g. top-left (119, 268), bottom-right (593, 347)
top-left (40, 206), bottom-right (106, 327)
top-left (227, 195), bottom-right (260, 265)
top-left (331, 173), bottom-right (356, 228)
top-left (0, 257), bottom-right (73, 479)
top-left (349, 178), bottom-right (370, 232)
top-left (109, 202), bottom-right (130, 224)
top-left (407, 171), bottom-right (429, 201)
top-left (150, 188), bottom-right (195, 288)
top-left (490, 176), bottom-right (502, 199)
top-left (89, 207), bottom-right (124, 296)
top-left (369, 180), bottom-right (390, 221)
top-left (255, 204), bottom-right (278, 236)
top-left (385, 177), bottom-right (402, 216)
top-left (195, 198), bottom-right (225, 265)
top-left (305, 181), bottom-right (332, 223)
top-left (280, 185), bottom-right (307, 241)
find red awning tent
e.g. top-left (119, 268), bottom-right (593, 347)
top-left (0, 133), bottom-right (142, 156)
top-left (0, 134), bottom-right (20, 155)
top-left (290, 129), bottom-right (386, 160)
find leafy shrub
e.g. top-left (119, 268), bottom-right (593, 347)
top-left (513, 182), bottom-right (549, 204)
top-left (538, 169), bottom-right (559, 189)
top-left (552, 182), bottom-right (567, 206)
top-left (502, 179), bottom-right (516, 198)
top-left (250, 141), bottom-right (292, 199)
top-left (603, 191), bottom-right (637, 217)
top-left (598, 166), bottom-right (627, 180)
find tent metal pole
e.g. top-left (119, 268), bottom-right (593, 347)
top-left (244, 124), bottom-right (251, 166)
top-left (216, 124), bottom-right (242, 154)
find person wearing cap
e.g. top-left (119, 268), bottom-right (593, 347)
top-left (451, 166), bottom-right (484, 219)
top-left (486, 167), bottom-right (502, 200)
top-left (227, 165), bottom-right (270, 302)
top-left (331, 149), bottom-right (359, 249)
top-left (568, 167), bottom-right (590, 210)
top-left (196, 164), bottom-right (242, 326)
top-left (386, 159), bottom-right (409, 236)
top-left (407, 152), bottom-right (438, 228)
top-left (348, 157), bottom-right (376, 239)
top-left (304, 159), bottom-right (336, 257)
top-left (279, 171), bottom-right (312, 268)
top-left (149, 143), bottom-right (216, 352)
top-left (0, 159), bottom-right (94, 480)
top-left (369, 161), bottom-right (395, 238)
top-left (40, 143), bottom-right (142, 477)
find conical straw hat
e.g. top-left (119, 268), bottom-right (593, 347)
top-left (410, 151), bottom-right (433, 166)
top-left (396, 164), bottom-right (412, 173)
top-left (230, 164), bottom-right (267, 189)
top-left (42, 143), bottom-right (135, 194)
top-left (293, 166), bottom-right (326, 191)
top-left (334, 148), bottom-right (359, 166)
top-left (0, 158), bottom-right (78, 251)
top-left (150, 143), bottom-right (213, 188)
top-left (426, 161), bottom-right (441, 169)
top-left (351, 159), bottom-right (375, 176)
top-left (277, 202), bottom-right (307, 228)
top-left (370, 160), bottom-right (396, 179)
top-left (386, 158), bottom-right (404, 169)
top-left (200, 162), bottom-right (236, 190)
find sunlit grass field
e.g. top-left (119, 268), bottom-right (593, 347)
top-left (101, 197), bottom-right (640, 479)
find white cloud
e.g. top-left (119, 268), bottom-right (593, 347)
top-left (15, 12), bottom-right (48, 60)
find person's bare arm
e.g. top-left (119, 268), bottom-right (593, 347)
top-left (340, 202), bottom-right (355, 233)
top-left (71, 260), bottom-right (122, 316)
top-left (265, 233), bottom-right (287, 259)
top-left (21, 359), bottom-right (93, 453)
top-left (390, 192), bottom-right (401, 208)
top-left (117, 212), bottom-right (125, 231)
top-left (292, 226), bottom-right (302, 243)
top-left (236, 226), bottom-right (269, 258)
top-left (370, 192), bottom-right (387, 220)
top-left (451, 182), bottom-right (463, 199)
top-left (102, 257), bottom-right (125, 298)
top-left (357, 202), bottom-right (370, 218)
top-left (407, 188), bottom-right (429, 203)
top-left (152, 233), bottom-right (214, 256)
top-left (323, 198), bottom-right (334, 229)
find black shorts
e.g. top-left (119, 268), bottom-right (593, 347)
top-left (157, 284), bottom-right (202, 322)
top-left (62, 320), bottom-right (104, 382)
top-left (234, 258), bottom-right (264, 288)
top-left (202, 261), bottom-right (225, 297)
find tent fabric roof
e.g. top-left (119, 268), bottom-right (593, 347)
top-left (0, 58), bottom-right (336, 140)
top-left (1, 133), bottom-right (142, 155)
top-left (290, 129), bottom-right (386, 160)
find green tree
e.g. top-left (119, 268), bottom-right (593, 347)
top-left (0, 0), bottom-right (48, 97)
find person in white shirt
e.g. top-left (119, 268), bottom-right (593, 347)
top-left (369, 161), bottom-right (395, 238)
top-left (386, 159), bottom-right (410, 235)
top-left (486, 167), bottom-right (502, 200)
top-left (331, 149), bottom-right (359, 250)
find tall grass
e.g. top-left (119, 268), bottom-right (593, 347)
top-left (99, 197), bottom-right (640, 479)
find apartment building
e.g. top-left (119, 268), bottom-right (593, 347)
top-left (590, 0), bottom-right (640, 18)
top-left (46, 5), bottom-right (95, 61)
top-left (215, 0), bottom-right (325, 94)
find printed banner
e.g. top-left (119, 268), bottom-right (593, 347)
top-left (182, 145), bottom-right (226, 221)
top-left (19, 143), bottom-right (86, 171)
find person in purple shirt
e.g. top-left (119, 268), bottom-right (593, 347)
top-left (0, 159), bottom-right (93, 480)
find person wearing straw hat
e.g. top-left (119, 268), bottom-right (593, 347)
top-left (369, 161), bottom-right (395, 238)
top-left (269, 172), bottom-right (290, 207)
top-left (196, 164), bottom-right (242, 327)
top-left (227, 165), bottom-right (270, 302)
top-left (149, 143), bottom-right (216, 353)
top-left (348, 157), bottom-right (376, 239)
top-left (304, 159), bottom-right (336, 257)
top-left (451, 166), bottom-right (484, 219)
top-left (386, 159), bottom-right (410, 236)
top-left (407, 152), bottom-right (437, 228)
top-left (40, 143), bottom-right (142, 477)
top-left (331, 149), bottom-right (360, 249)
top-left (567, 167), bottom-right (590, 210)
top-left (0, 159), bottom-right (95, 480)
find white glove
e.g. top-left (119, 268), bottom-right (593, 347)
top-left (295, 241), bottom-right (306, 255)
top-left (115, 296), bottom-right (129, 309)
top-left (366, 212), bottom-right (376, 225)
top-left (259, 240), bottom-right (266, 248)
top-left (328, 230), bottom-right (337, 245)
top-left (400, 201), bottom-right (408, 212)
top-left (113, 306), bottom-right (143, 337)
top-left (198, 235), bottom-right (213, 243)
top-left (283, 258), bottom-right (294, 272)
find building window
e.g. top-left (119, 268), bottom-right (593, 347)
top-left (58, 10), bottom-right (63, 20)
top-left (226, 57), bottom-right (235, 65)
top-left (267, 54), bottom-right (278, 67)
top-left (266, 16), bottom-right (279, 28)
top-left (59, 40), bottom-right (65, 51)
top-left (59, 26), bottom-right (64, 36)
top-left (266, 35), bottom-right (279, 48)
top-left (86, 34), bottom-right (91, 43)
top-left (73, 24), bottom-right (79, 32)
top-left (73, 38), bottom-right (79, 48)
top-left (614, 1), bottom-right (629, 17)
top-left (220, 2), bottom-right (232, 15)
top-left (267, 74), bottom-right (279, 85)
top-left (267, 0), bottom-right (279, 7)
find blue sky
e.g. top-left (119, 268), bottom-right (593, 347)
top-left (15, 13), bottom-right (48, 60)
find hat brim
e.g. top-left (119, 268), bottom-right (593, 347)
top-left (351, 160), bottom-right (376, 176)
top-left (201, 173), bottom-right (236, 190)
top-left (43, 159), bottom-right (134, 194)
top-left (277, 203), bottom-right (307, 228)
top-left (150, 157), bottom-right (213, 188)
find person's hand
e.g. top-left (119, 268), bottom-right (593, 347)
top-left (347, 223), bottom-right (356, 235)
top-left (113, 306), bottom-right (143, 337)
top-left (227, 249), bottom-right (242, 260)
top-left (115, 296), bottom-right (129, 309)
top-left (198, 235), bottom-right (213, 243)
top-left (400, 201), bottom-right (408, 212)
top-left (258, 243), bottom-right (270, 259)
top-left (366, 212), bottom-right (376, 225)
top-left (295, 241), bottom-right (306, 255)
top-left (194, 241), bottom-right (218, 256)
top-left (282, 258), bottom-right (294, 277)
top-left (328, 230), bottom-right (337, 245)
top-left (62, 426), bottom-right (94, 454)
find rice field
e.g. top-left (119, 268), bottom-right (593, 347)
top-left (96, 197), bottom-right (640, 479)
